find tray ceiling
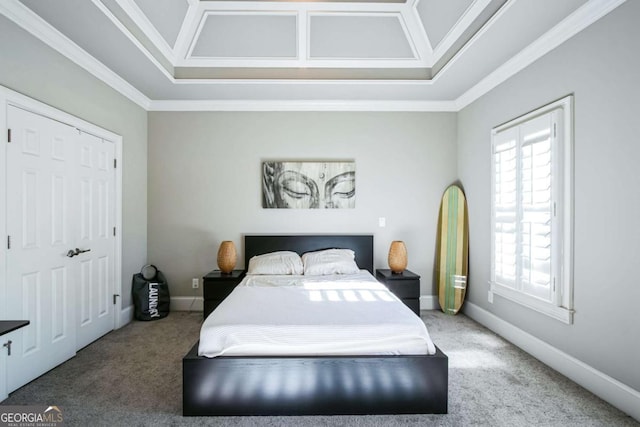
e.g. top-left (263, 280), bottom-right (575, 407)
top-left (1, 0), bottom-right (626, 109)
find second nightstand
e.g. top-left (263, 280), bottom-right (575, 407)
top-left (375, 269), bottom-right (421, 316)
top-left (202, 269), bottom-right (246, 319)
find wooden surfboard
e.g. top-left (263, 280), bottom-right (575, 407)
top-left (436, 184), bottom-right (469, 315)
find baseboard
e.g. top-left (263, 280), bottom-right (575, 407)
top-left (118, 305), bottom-right (133, 329)
top-left (420, 295), bottom-right (439, 310)
top-left (119, 298), bottom-right (201, 325)
top-left (171, 296), bottom-right (203, 312)
top-left (463, 302), bottom-right (640, 422)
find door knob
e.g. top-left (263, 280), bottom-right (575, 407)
top-left (67, 248), bottom-right (91, 257)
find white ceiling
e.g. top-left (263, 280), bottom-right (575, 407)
top-left (0, 0), bottom-right (627, 110)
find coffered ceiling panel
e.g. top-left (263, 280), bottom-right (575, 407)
top-left (309, 14), bottom-right (414, 59)
top-left (3, 0), bottom-right (619, 110)
top-left (191, 13), bottom-right (298, 58)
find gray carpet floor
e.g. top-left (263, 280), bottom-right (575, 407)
top-left (2, 310), bottom-right (637, 427)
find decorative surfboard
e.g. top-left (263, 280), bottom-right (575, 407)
top-left (436, 184), bottom-right (469, 315)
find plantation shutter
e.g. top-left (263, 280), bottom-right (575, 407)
top-left (492, 111), bottom-right (557, 303)
top-left (519, 114), bottom-right (553, 301)
top-left (493, 127), bottom-right (518, 288)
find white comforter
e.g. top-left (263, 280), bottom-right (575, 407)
top-left (198, 271), bottom-right (436, 357)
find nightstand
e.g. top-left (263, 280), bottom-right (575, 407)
top-left (202, 270), bottom-right (246, 319)
top-left (376, 269), bottom-right (421, 316)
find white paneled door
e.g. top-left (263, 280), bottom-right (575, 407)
top-left (5, 106), bottom-right (115, 392)
top-left (75, 131), bottom-right (116, 350)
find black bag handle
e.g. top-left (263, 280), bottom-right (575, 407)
top-left (140, 264), bottom-right (158, 280)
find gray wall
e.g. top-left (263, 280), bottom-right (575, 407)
top-left (458, 1), bottom-right (640, 391)
top-left (148, 111), bottom-right (457, 298)
top-left (0, 16), bottom-right (148, 308)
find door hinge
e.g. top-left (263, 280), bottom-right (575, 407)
top-left (3, 340), bottom-right (12, 356)
top-left (7, 235), bottom-right (10, 249)
top-left (113, 158), bottom-right (117, 169)
top-left (7, 128), bottom-right (11, 143)
top-left (553, 123), bottom-right (557, 138)
top-left (113, 294), bottom-right (120, 305)
top-left (113, 227), bottom-right (116, 236)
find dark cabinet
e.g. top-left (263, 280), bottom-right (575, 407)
top-left (202, 270), bottom-right (245, 319)
top-left (376, 269), bottom-right (421, 316)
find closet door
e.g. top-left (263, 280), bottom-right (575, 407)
top-left (75, 132), bottom-right (116, 350)
top-left (5, 106), bottom-right (116, 392)
top-left (5, 106), bottom-right (77, 392)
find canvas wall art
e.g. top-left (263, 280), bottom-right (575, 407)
top-left (262, 161), bottom-right (356, 209)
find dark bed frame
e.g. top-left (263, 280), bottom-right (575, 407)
top-left (183, 235), bottom-right (448, 416)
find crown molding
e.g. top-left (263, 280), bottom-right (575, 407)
top-left (91, 0), bottom-right (174, 81)
top-left (454, 0), bottom-right (628, 110)
top-left (0, 0), bottom-right (628, 112)
top-left (0, 0), bottom-right (151, 110)
top-left (148, 99), bottom-right (458, 112)
top-left (431, 0), bottom-right (514, 85)
top-left (430, 0), bottom-right (494, 64)
top-left (114, 0), bottom-right (177, 62)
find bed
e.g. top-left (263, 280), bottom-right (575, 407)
top-left (183, 235), bottom-right (448, 416)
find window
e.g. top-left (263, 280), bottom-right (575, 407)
top-left (490, 96), bottom-right (574, 324)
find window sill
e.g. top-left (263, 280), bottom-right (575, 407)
top-left (489, 282), bottom-right (574, 324)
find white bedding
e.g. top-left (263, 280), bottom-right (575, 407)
top-left (198, 270), bottom-right (436, 357)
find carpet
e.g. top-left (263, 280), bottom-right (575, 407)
top-left (2, 310), bottom-right (637, 426)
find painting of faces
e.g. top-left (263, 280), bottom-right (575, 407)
top-left (262, 161), bottom-right (356, 209)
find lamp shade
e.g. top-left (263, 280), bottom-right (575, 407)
top-left (217, 241), bottom-right (237, 273)
top-left (388, 241), bottom-right (408, 273)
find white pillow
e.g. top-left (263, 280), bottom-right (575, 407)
top-left (302, 249), bottom-right (360, 275)
top-left (247, 251), bottom-right (303, 275)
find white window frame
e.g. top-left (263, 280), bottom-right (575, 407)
top-left (490, 95), bottom-right (574, 324)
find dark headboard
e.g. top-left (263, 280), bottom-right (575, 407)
top-left (244, 235), bottom-right (374, 274)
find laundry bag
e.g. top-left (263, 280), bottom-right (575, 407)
top-left (132, 265), bottom-right (170, 321)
